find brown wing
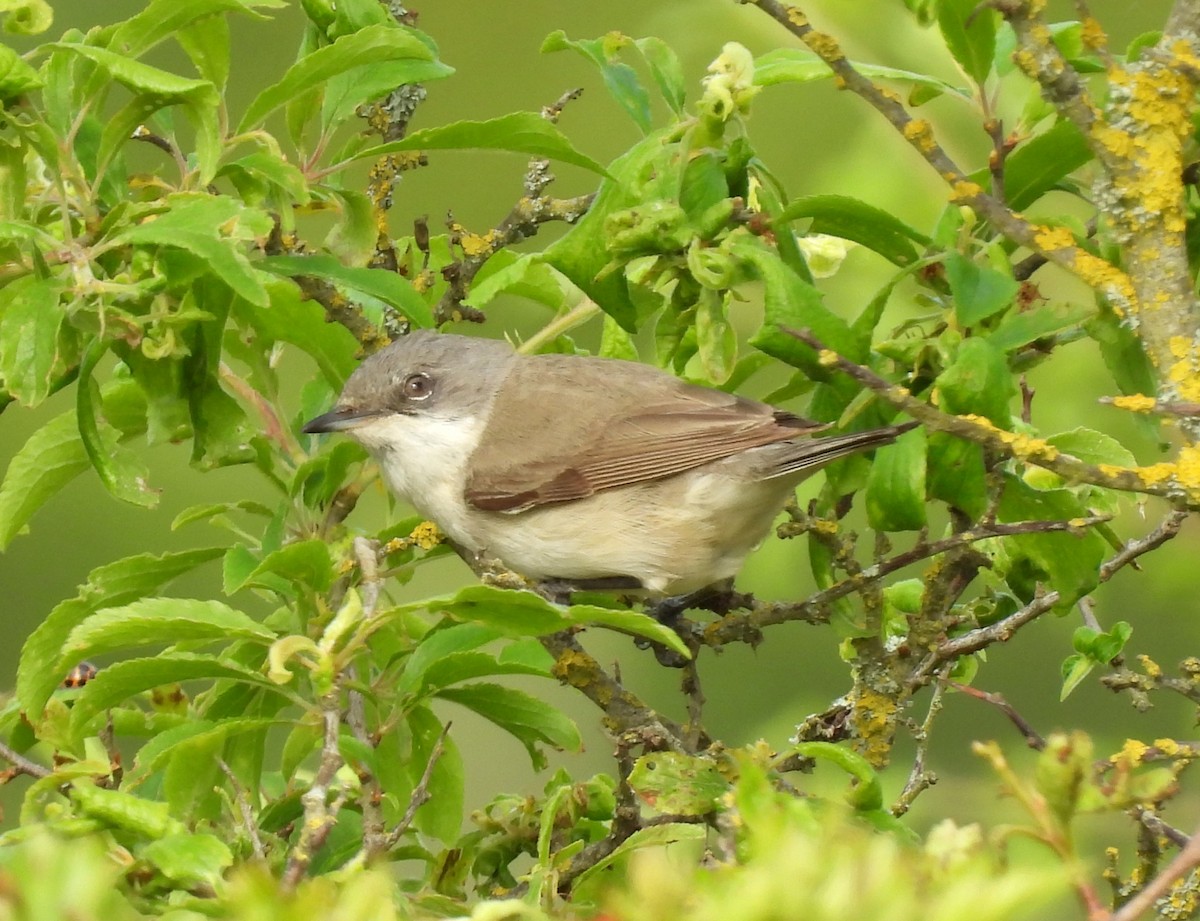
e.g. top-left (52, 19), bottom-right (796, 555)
top-left (464, 354), bottom-right (826, 512)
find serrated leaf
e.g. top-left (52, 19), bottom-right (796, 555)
top-left (62, 598), bottom-right (274, 663)
top-left (232, 279), bottom-right (359, 386)
top-left (16, 549), bottom-right (224, 718)
top-left (570, 823), bottom-right (707, 901)
top-left (937, 0), bottom-right (997, 85)
top-left (1003, 120), bottom-right (1091, 210)
top-left (636, 37), bottom-right (686, 114)
top-left (542, 31), bottom-right (651, 132)
top-left (0, 408), bottom-right (89, 549)
top-left (68, 654), bottom-right (276, 736)
top-left (563, 603), bottom-right (690, 658)
top-left (126, 717), bottom-right (277, 788)
top-left (628, 751), bottom-right (728, 815)
top-left (1046, 427), bottom-right (1136, 468)
top-left (0, 275), bottom-right (65, 405)
top-left (935, 336), bottom-right (1014, 425)
top-left (945, 252), bottom-right (1018, 326)
top-left (927, 431), bottom-right (987, 518)
top-left (753, 47), bottom-right (967, 98)
top-left (417, 652), bottom-right (551, 695)
top-left (987, 300), bottom-right (1093, 352)
top-left (397, 622), bottom-right (504, 695)
top-left (436, 585), bottom-right (571, 635)
top-left (865, 425), bottom-right (926, 531)
top-left (734, 234), bottom-right (860, 372)
top-left (113, 195), bottom-right (272, 306)
top-left (70, 781), bottom-right (179, 838)
top-left (237, 23), bottom-right (450, 132)
top-left (260, 254), bottom-right (434, 328)
top-left (436, 683), bottom-right (581, 768)
top-left (77, 343), bottom-right (158, 508)
top-left (227, 539), bottom-right (331, 595)
top-left (998, 475), bottom-right (1107, 608)
top-left (171, 500), bottom-right (273, 530)
top-left (142, 833), bottom-right (233, 887)
top-left (777, 195), bottom-right (928, 267)
top-left (349, 112), bottom-right (608, 176)
top-left (0, 43), bottom-right (40, 99)
top-left (408, 706), bottom-right (463, 843)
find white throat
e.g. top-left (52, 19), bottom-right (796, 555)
top-left (350, 412), bottom-right (485, 548)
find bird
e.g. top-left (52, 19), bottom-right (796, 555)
top-left (303, 331), bottom-right (913, 596)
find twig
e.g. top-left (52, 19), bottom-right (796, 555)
top-left (282, 704), bottom-right (344, 890)
top-left (948, 682), bottom-right (1046, 750)
top-left (1110, 821), bottom-right (1200, 921)
top-left (738, 0), bottom-right (1136, 311)
top-left (704, 516), bottom-right (1110, 646)
top-left (0, 740), bottom-right (50, 780)
top-left (350, 537), bottom-right (386, 857)
top-left (892, 676), bottom-right (946, 816)
top-left (783, 327), bottom-right (1193, 502)
top-left (383, 722), bottom-right (451, 850)
top-left (218, 758), bottom-right (266, 860)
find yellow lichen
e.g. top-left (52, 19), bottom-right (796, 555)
top-left (1110, 394), bottom-right (1157, 413)
top-left (1153, 737), bottom-right (1182, 757)
top-left (803, 31), bottom-right (844, 63)
top-left (786, 7), bottom-right (809, 28)
top-left (817, 348), bottom-right (839, 367)
top-left (950, 180), bottom-right (983, 202)
top-left (1139, 654), bottom-right (1163, 678)
top-left (1119, 738), bottom-right (1149, 762)
top-left (410, 520), bottom-right (443, 551)
top-left (851, 687), bottom-right (898, 768)
top-left (1080, 16), bottom-right (1107, 51)
top-left (902, 119), bottom-right (935, 149)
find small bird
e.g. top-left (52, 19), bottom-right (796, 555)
top-left (304, 331), bottom-right (913, 595)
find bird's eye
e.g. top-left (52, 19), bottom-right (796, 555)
top-left (402, 372), bottom-right (433, 400)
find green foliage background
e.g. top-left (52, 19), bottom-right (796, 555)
top-left (0, 0), bottom-right (1197, 918)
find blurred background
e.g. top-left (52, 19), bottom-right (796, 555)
top-left (0, 0), bottom-right (1193, 862)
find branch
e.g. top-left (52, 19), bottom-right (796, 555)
top-left (540, 631), bottom-right (694, 749)
top-left (704, 516), bottom-right (1109, 646)
top-left (785, 327), bottom-right (1198, 503)
top-left (911, 508), bottom-right (1188, 687)
top-left (282, 704), bottom-right (344, 890)
top-left (383, 722), bottom-right (450, 851)
top-left (739, 0), bottom-right (1137, 311)
top-left (0, 740), bottom-right (50, 780)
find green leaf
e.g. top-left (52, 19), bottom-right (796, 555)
top-left (237, 23), bottom-right (450, 132)
top-left (935, 336), bottom-right (1014, 425)
top-left (0, 0), bottom-right (50, 35)
top-left (126, 717), bottom-right (277, 788)
top-left (142, 833), bottom-right (233, 887)
top-left (62, 598), bottom-right (274, 662)
top-left (70, 781), bottom-right (179, 839)
top-left (112, 195), bottom-right (272, 306)
top-left (570, 823), bottom-right (707, 901)
top-left (926, 432), bottom-right (987, 518)
top-left (997, 476), bottom-right (1107, 608)
top-left (937, 0), bottom-right (997, 85)
top-left (417, 652), bottom-right (551, 694)
top-left (777, 195), bottom-right (929, 267)
top-left (0, 277), bottom-right (66, 407)
top-left (397, 623), bottom-right (504, 695)
top-left (239, 539), bottom-right (335, 594)
top-left (436, 684), bottom-right (581, 768)
top-left (232, 279), bottom-right (360, 387)
top-left (734, 234), bottom-right (860, 372)
top-left (50, 41), bottom-right (213, 96)
top-left (753, 48), bottom-right (967, 98)
top-left (865, 425), bottom-right (926, 531)
top-left (349, 112), bottom-right (609, 176)
top-left (0, 43), bottom-right (41, 98)
top-left (563, 603), bottom-right (690, 659)
top-left (320, 57), bottom-right (452, 136)
top-left (1003, 120), bottom-right (1091, 210)
top-left (627, 751), bottom-right (728, 815)
top-left (542, 31), bottom-right (651, 132)
top-left (1046, 427), bottom-right (1136, 468)
top-left (407, 706), bottom-right (464, 843)
top-left (16, 549), bottom-right (224, 718)
top-left (68, 654), bottom-right (276, 736)
top-left (1087, 307), bottom-right (1157, 399)
top-left (945, 252), bottom-right (1018, 326)
top-left (260, 254), bottom-right (434, 328)
top-left (987, 300), bottom-right (1093, 353)
top-left (76, 343), bottom-right (158, 509)
top-left (636, 37), bottom-right (686, 114)
top-left (436, 586), bottom-right (571, 635)
top-left (1059, 653), bottom-right (1093, 700)
top-left (105, 0), bottom-right (281, 61)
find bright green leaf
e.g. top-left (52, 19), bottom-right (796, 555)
top-left (865, 425), bottom-right (927, 531)
top-left (777, 195), bottom-right (928, 267)
top-left (259, 254), bottom-right (434, 328)
top-left (436, 683), bottom-right (581, 768)
top-left (0, 277), bottom-right (65, 406)
top-left (945, 252), bottom-right (1018, 326)
top-left (935, 336), bottom-right (1014, 425)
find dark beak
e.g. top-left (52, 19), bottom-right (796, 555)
top-left (302, 407), bottom-right (380, 434)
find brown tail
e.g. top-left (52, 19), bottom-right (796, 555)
top-left (770, 420), bottom-right (918, 478)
